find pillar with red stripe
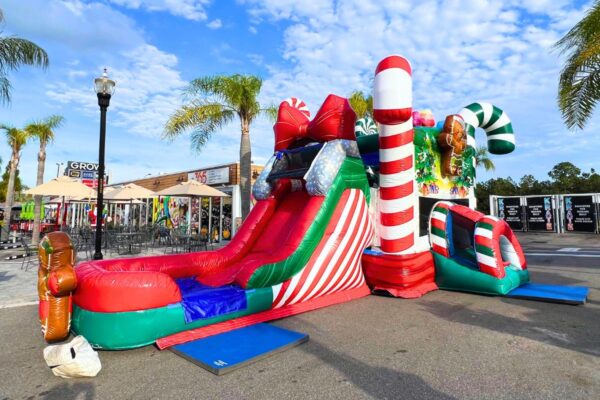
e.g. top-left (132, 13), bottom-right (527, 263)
top-left (373, 55), bottom-right (415, 254)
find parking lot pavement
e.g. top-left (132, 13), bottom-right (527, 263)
top-left (0, 234), bottom-right (599, 399)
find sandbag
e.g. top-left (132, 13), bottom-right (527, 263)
top-left (43, 335), bottom-right (101, 378)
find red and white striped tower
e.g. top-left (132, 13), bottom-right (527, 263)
top-left (373, 55), bottom-right (415, 254)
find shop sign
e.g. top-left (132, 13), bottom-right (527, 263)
top-left (189, 167), bottom-right (230, 185)
top-left (497, 197), bottom-right (523, 230)
top-left (526, 196), bottom-right (554, 231)
top-left (564, 195), bottom-right (597, 232)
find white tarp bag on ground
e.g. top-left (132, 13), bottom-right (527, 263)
top-left (43, 336), bottom-right (101, 378)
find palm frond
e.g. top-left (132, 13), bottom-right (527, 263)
top-left (0, 75), bottom-right (10, 104)
top-left (555, 1), bottom-right (600, 129)
top-left (25, 114), bottom-right (64, 144)
top-left (0, 37), bottom-right (49, 71)
top-left (164, 102), bottom-right (235, 151)
top-left (262, 105), bottom-right (278, 122)
top-left (558, 56), bottom-right (600, 129)
top-left (474, 146), bottom-right (495, 171)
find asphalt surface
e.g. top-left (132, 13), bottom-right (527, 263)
top-left (1, 233), bottom-right (599, 400)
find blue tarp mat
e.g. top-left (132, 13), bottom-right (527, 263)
top-left (175, 278), bottom-right (247, 323)
top-left (505, 283), bottom-right (589, 305)
top-left (170, 323), bottom-right (309, 375)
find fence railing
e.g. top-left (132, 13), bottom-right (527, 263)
top-left (489, 193), bottom-right (600, 234)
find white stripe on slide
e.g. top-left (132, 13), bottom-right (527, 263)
top-left (459, 108), bottom-right (479, 128)
top-left (476, 253), bottom-right (498, 268)
top-left (380, 221), bottom-right (413, 240)
top-left (485, 216), bottom-right (499, 222)
top-left (327, 202), bottom-right (372, 294)
top-left (271, 283), bottom-right (282, 305)
top-left (431, 211), bottom-right (447, 222)
top-left (474, 227), bottom-right (493, 239)
top-left (379, 145), bottom-right (413, 163)
top-left (374, 69), bottom-right (412, 110)
top-left (286, 190), bottom-right (358, 305)
top-left (336, 214), bottom-right (373, 293)
top-left (379, 169), bottom-right (414, 188)
top-left (484, 112), bottom-right (510, 132)
top-left (487, 133), bottom-right (515, 143)
top-left (343, 216), bottom-right (373, 291)
top-left (319, 209), bottom-right (366, 296)
top-left (481, 103), bottom-right (493, 126)
top-left (304, 191), bottom-right (365, 302)
top-left (317, 197), bottom-right (369, 298)
top-left (379, 196), bottom-right (413, 213)
top-left (430, 234), bottom-right (447, 248)
top-left (378, 118), bottom-right (413, 137)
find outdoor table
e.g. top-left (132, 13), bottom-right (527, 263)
top-left (116, 232), bottom-right (142, 254)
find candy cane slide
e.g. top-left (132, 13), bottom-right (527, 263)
top-left (373, 55), bottom-right (415, 254)
top-left (458, 102), bottom-right (515, 155)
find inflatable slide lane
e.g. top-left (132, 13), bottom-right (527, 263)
top-left (429, 201), bottom-right (530, 295)
top-left (66, 95), bottom-right (374, 349)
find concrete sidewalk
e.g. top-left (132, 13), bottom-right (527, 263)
top-left (0, 234), bottom-right (599, 399)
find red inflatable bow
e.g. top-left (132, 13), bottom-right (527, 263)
top-left (274, 94), bottom-right (357, 151)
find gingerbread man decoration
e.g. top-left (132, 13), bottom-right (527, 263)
top-left (437, 114), bottom-right (467, 177)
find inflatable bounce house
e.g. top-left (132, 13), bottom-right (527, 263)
top-left (37, 55), bottom-right (586, 350)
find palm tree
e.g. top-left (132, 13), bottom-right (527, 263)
top-left (26, 115), bottom-right (64, 245)
top-left (555, 1), bottom-right (600, 129)
top-left (164, 74), bottom-right (275, 219)
top-left (348, 90), bottom-right (373, 119)
top-left (0, 125), bottom-right (29, 240)
top-left (474, 146), bottom-right (495, 171)
top-left (0, 9), bottom-right (49, 104)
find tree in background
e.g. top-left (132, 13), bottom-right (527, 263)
top-left (348, 90), bottom-right (373, 119)
top-left (0, 9), bottom-right (49, 104)
top-left (164, 75), bottom-right (276, 219)
top-left (26, 115), bottom-right (64, 245)
top-left (474, 146), bottom-right (495, 171)
top-left (0, 163), bottom-right (22, 202)
top-left (555, 1), bottom-right (600, 129)
top-left (475, 161), bottom-right (600, 214)
top-left (0, 125), bottom-right (28, 239)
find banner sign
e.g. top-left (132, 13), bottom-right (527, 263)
top-left (564, 196), bottom-right (597, 233)
top-left (189, 167), bottom-right (230, 185)
top-left (526, 196), bottom-right (554, 231)
top-left (497, 197), bottom-right (523, 230)
top-left (65, 161), bottom-right (107, 188)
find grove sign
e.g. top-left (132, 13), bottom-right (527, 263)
top-left (67, 161), bottom-right (99, 171)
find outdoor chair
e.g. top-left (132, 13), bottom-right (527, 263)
top-left (20, 237), bottom-right (39, 272)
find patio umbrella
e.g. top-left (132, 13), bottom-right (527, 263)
top-left (155, 180), bottom-right (229, 197)
top-left (156, 180), bottom-right (229, 235)
top-left (104, 184), bottom-right (156, 227)
top-left (26, 177), bottom-right (96, 228)
top-left (26, 176), bottom-right (96, 198)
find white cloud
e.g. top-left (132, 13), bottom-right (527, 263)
top-left (1, 0), bottom-right (144, 51)
top-left (107, 0), bottom-right (211, 21)
top-left (47, 45), bottom-right (186, 138)
top-left (241, 0), bottom-right (600, 179)
top-left (207, 19), bottom-right (223, 29)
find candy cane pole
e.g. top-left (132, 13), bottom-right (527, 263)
top-left (373, 56), bottom-right (415, 254)
top-left (458, 102), bottom-right (515, 155)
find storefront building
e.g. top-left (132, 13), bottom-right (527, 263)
top-left (115, 162), bottom-right (263, 241)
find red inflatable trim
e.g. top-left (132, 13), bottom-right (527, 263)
top-left (362, 250), bottom-right (438, 298)
top-left (157, 284), bottom-right (370, 349)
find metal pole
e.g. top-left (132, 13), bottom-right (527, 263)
top-left (93, 93), bottom-right (110, 260)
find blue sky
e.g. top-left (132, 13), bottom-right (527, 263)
top-left (1, 0), bottom-right (598, 187)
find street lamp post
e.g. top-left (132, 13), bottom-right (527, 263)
top-left (93, 68), bottom-right (115, 260)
